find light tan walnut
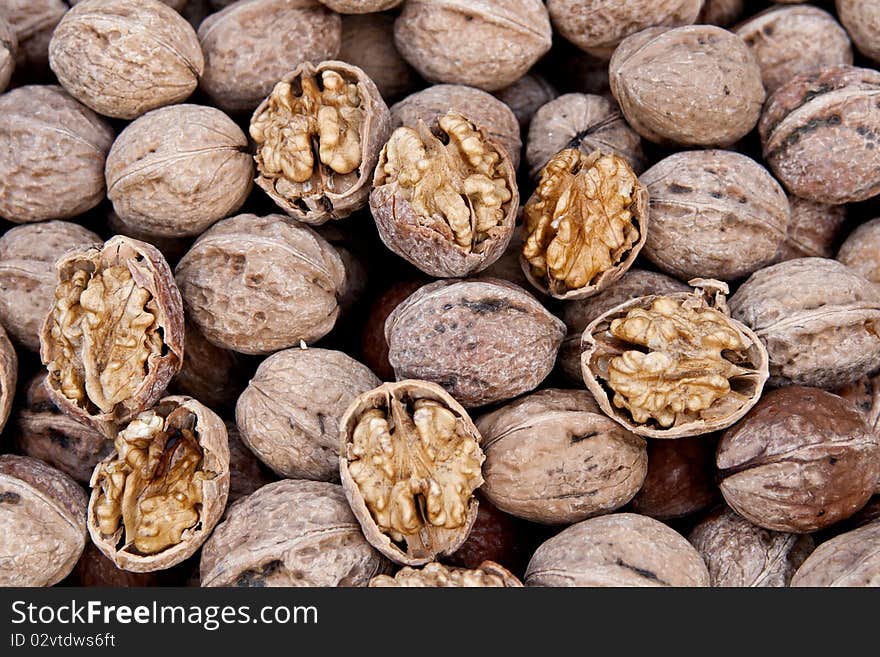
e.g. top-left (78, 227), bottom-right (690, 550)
top-left (369, 561), bottom-right (521, 587)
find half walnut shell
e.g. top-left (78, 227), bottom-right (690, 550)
top-left (369, 560), bottom-right (522, 587)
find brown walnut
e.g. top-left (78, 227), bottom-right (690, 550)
top-left (225, 422), bottom-right (276, 502)
top-left (775, 197), bottom-right (846, 262)
top-left (0, 15), bottom-right (16, 93)
top-left (71, 542), bottom-right (168, 588)
top-left (446, 496), bottom-right (533, 574)
top-left (494, 73), bottom-right (558, 132)
top-left (318, 0), bottom-right (402, 12)
top-left (791, 519), bottom-right (880, 586)
top-left (339, 14), bottom-right (417, 103)
top-left (837, 372), bottom-right (880, 438)
top-left (837, 218), bottom-right (880, 284)
top-left (698, 0), bottom-right (744, 27)
top-left (2, 0), bottom-right (66, 71)
top-left (837, 0), bottom-right (880, 64)
top-left (370, 561), bottom-right (522, 587)
top-left (169, 321), bottom-right (243, 412)
top-left (0, 325), bottom-right (14, 434)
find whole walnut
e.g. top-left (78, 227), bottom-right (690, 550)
top-left (0, 15), bottom-right (16, 93)
top-left (198, 0), bottom-right (341, 113)
top-left (774, 197), bottom-right (846, 262)
top-left (105, 104), bottom-right (252, 238)
top-left (385, 279), bottom-right (566, 407)
top-left (49, 0), bottom-right (204, 120)
top-left (0, 85), bottom-right (114, 224)
top-left (759, 66), bottom-right (880, 204)
top-left (175, 214), bottom-right (347, 355)
top-left (729, 258), bottom-right (880, 389)
top-left (641, 150), bottom-right (791, 282)
top-left (225, 422), bottom-right (276, 502)
top-left (610, 26), bottom-right (765, 147)
top-left (200, 479), bottom-right (389, 586)
top-left (0, 325), bottom-right (14, 434)
top-left (370, 561), bottom-right (522, 587)
top-left (837, 0), bottom-right (880, 64)
top-left (339, 13), bottom-right (417, 103)
top-left (525, 513), bottom-right (710, 587)
top-left (494, 73), bottom-right (558, 132)
top-left (717, 386), bottom-right (880, 533)
top-left (837, 372), bottom-right (880, 438)
top-left (1, 0), bottom-right (66, 71)
top-left (689, 507), bottom-right (814, 587)
top-left (837, 218), bottom-right (880, 284)
top-left (0, 454), bottom-right (87, 587)
top-left (446, 496), bottom-right (534, 575)
top-left (393, 0), bottom-right (552, 92)
top-left (236, 347), bottom-right (380, 481)
top-left (318, 0), bottom-right (401, 12)
top-left (698, 0), bottom-right (744, 27)
top-left (792, 519), bottom-right (880, 587)
top-left (170, 321), bottom-right (243, 411)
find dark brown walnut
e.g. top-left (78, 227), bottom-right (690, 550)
top-left (236, 347), bottom-right (380, 481)
top-left (717, 386), bottom-right (880, 533)
top-left (837, 218), bottom-right (880, 284)
top-left (311, 222), bottom-right (368, 318)
top-left (371, 112), bottom-right (518, 278)
top-left (0, 85), bottom-right (114, 224)
top-left (174, 214), bottom-right (346, 355)
top-left (759, 66), bottom-right (880, 204)
top-left (522, 149), bottom-right (647, 300)
top-left (641, 150), bottom-right (791, 282)
top-left (339, 380), bottom-right (485, 566)
top-left (476, 389), bottom-right (647, 525)
top-left (0, 221), bottom-right (101, 351)
top-left (699, 0), bottom-right (744, 27)
top-left (446, 496), bottom-right (534, 574)
top-left (729, 257), bottom-right (880, 389)
top-left (71, 542), bottom-right (166, 587)
top-left (200, 479), bottom-right (389, 586)
top-left (105, 104), bottom-right (253, 239)
top-left (0, 325), bottom-right (14, 434)
top-left (250, 60), bottom-right (391, 225)
top-left (339, 14), bottom-right (417, 103)
top-left (89, 396), bottom-right (230, 572)
top-left (169, 322), bottom-right (242, 412)
top-left (792, 518), bottom-right (880, 586)
top-left (386, 279), bottom-right (566, 407)
top-left (49, 0), bottom-right (204, 120)
top-left (0, 15), bottom-right (16, 93)
top-left (610, 26), bottom-right (765, 147)
top-left (689, 507), bottom-right (814, 587)
top-left (774, 197), bottom-right (846, 262)
top-left (525, 513), bottom-right (710, 587)
top-left (40, 236), bottom-right (185, 435)
top-left (225, 422), bottom-right (276, 502)
top-left (318, 0), bottom-right (402, 12)
top-left (198, 0), bottom-right (341, 113)
top-left (494, 73), bottom-right (558, 132)
top-left (837, 372), bottom-right (880, 437)
top-left (0, 454), bottom-right (87, 587)
top-left (837, 0), bottom-right (880, 64)
top-left (480, 225), bottom-right (532, 291)
top-left (370, 561), bottom-right (522, 587)
top-left (2, 0), bottom-right (66, 71)
top-left (582, 280), bottom-right (769, 438)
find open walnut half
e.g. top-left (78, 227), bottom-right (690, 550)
top-left (369, 561), bottom-right (522, 587)
top-left (39, 236), bottom-right (184, 436)
top-left (522, 149), bottom-right (647, 300)
top-left (581, 280), bottom-right (768, 438)
top-left (250, 60), bottom-right (391, 225)
top-left (88, 396), bottom-right (229, 572)
top-left (339, 380), bottom-right (485, 566)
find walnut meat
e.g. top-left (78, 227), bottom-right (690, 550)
top-left (775, 197), bottom-right (846, 262)
top-left (371, 112), bottom-right (518, 278)
top-left (837, 218), bottom-right (880, 284)
top-left (494, 73), bottom-right (558, 132)
top-left (0, 454), bottom-right (87, 587)
top-left (0, 15), bottom-right (16, 93)
top-left (837, 0), bottom-right (880, 64)
top-left (791, 519), bottom-right (880, 587)
top-left (250, 60), bottom-right (391, 225)
top-left (2, 0), bottom-right (66, 71)
top-left (0, 325), bottom-right (14, 434)
top-left (89, 396), bottom-right (230, 572)
top-left (386, 279), bottom-right (566, 407)
top-left (339, 14), bottom-right (416, 103)
top-left (581, 280), bottom-right (768, 438)
top-left (0, 85), bottom-right (114, 224)
top-left (340, 380), bottom-right (485, 566)
top-left (370, 561), bottom-right (521, 587)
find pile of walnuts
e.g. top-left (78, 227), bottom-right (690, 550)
top-left (1, 0), bottom-right (880, 588)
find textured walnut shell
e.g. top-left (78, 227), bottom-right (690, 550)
top-left (236, 347), bottom-right (380, 481)
top-left (525, 513), bottom-right (710, 587)
top-left (494, 73), bottom-right (557, 132)
top-left (393, 0), bottom-right (552, 92)
top-left (699, 0), bottom-right (745, 27)
top-left (200, 479), bottom-right (389, 586)
top-left (169, 321), bottom-right (242, 412)
top-left (775, 197), bottom-right (846, 262)
top-left (791, 519), bottom-right (880, 586)
top-left (339, 13), bottom-right (417, 103)
top-left (0, 85), bottom-right (114, 224)
top-left (837, 372), bottom-right (880, 439)
top-left (49, 0), bottom-right (204, 120)
top-left (225, 422), bottom-right (276, 502)
top-left (0, 325), bottom-right (14, 434)
top-left (837, 0), bottom-right (880, 64)
top-left (837, 218), bottom-right (880, 284)
top-left (69, 0), bottom-right (189, 8)
top-left (717, 386), bottom-right (880, 533)
top-left (105, 104), bottom-right (253, 238)
top-left (0, 15), bottom-right (16, 93)
top-left (476, 389), bottom-right (647, 525)
top-left (610, 25), bottom-right (765, 147)
top-left (759, 66), bottom-right (880, 204)
top-left (369, 561), bottom-right (522, 587)
top-left (2, 0), bottom-right (66, 71)
top-left (641, 150), bottom-right (791, 282)
top-left (446, 496), bottom-right (533, 574)
top-left (386, 279), bottom-right (566, 407)
top-left (0, 454), bottom-right (88, 587)
top-left (88, 396), bottom-right (230, 572)
top-left (319, 0), bottom-right (402, 11)
top-left (729, 257), bottom-right (880, 389)
top-left (479, 225), bottom-right (531, 291)
top-left (175, 213), bottom-right (346, 355)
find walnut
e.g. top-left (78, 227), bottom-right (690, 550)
top-left (71, 542), bottom-right (171, 588)
top-left (225, 422), bottom-right (276, 502)
top-left (0, 325), bottom-right (14, 435)
top-left (370, 561), bottom-right (522, 587)
top-left (837, 218), bottom-right (880, 284)
top-left (318, 0), bottom-right (402, 12)
top-left (837, 372), bottom-right (880, 437)
top-left (338, 14), bottom-right (416, 103)
top-left (89, 396), bottom-right (230, 572)
top-left (39, 236), bottom-right (185, 436)
top-left (169, 321), bottom-right (243, 412)
top-left (581, 279), bottom-right (769, 438)
top-left (775, 197), bottom-right (846, 262)
top-left (494, 73), bottom-right (557, 133)
top-left (105, 211), bottom-right (192, 267)
top-left (0, 15), bottom-right (17, 93)
top-left (698, 0), bottom-right (744, 27)
top-left (250, 60), bottom-right (391, 225)
top-left (479, 226), bottom-right (532, 291)
top-left (371, 112), bottom-right (518, 278)
top-left (1, 0), bottom-right (66, 71)
top-left (340, 380), bottom-right (485, 566)
top-left (105, 104), bottom-right (253, 239)
top-left (0, 85), bottom-right (114, 224)
top-left (174, 214), bottom-right (347, 355)
top-left (791, 519), bottom-right (880, 586)
top-left (522, 149), bottom-right (647, 300)
top-left (70, 0), bottom-right (188, 9)
top-left (837, 0), bottom-right (880, 64)
top-left (446, 496), bottom-right (534, 574)
top-left (200, 479), bottom-right (390, 587)
top-left (48, 0), bottom-right (204, 120)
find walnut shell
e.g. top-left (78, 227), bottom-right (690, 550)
top-left (225, 422), bottom-right (276, 502)
top-left (837, 372), bottom-right (880, 439)
top-left (698, 0), bottom-right (744, 27)
top-left (2, 0), bottom-right (66, 71)
top-left (837, 0), bottom-right (880, 64)
top-left (370, 561), bottom-right (522, 587)
top-left (175, 214), bottom-right (347, 355)
top-left (318, 0), bottom-right (402, 12)
top-left (525, 513), bottom-right (710, 587)
top-left (610, 25), bottom-right (765, 147)
top-left (70, 0), bottom-right (188, 9)
top-left (71, 541), bottom-right (167, 587)
top-left (339, 13), bottom-right (417, 103)
top-left (479, 225), bottom-right (531, 291)
top-left (0, 85), bottom-right (114, 224)
top-left (446, 496), bottom-right (533, 574)
top-left (386, 278), bottom-right (566, 407)
top-left (837, 218), bottom-right (880, 284)
top-left (0, 454), bottom-right (88, 587)
top-left (169, 321), bottom-right (243, 411)
top-left (494, 73), bottom-right (558, 132)
top-left (0, 324), bottom-right (14, 434)
top-left (774, 197), bottom-right (846, 262)
top-left (0, 15), bottom-right (17, 93)
top-left (200, 479), bottom-right (389, 586)
top-left (791, 519), bottom-right (880, 586)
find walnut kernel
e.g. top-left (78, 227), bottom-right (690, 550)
top-left (369, 561), bottom-right (521, 587)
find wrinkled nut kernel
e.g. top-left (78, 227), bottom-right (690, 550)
top-left (791, 519), bottom-right (880, 587)
top-left (3, 0), bottom-right (66, 71)
top-left (0, 326), bottom-right (15, 434)
top-left (319, 0), bottom-right (402, 12)
top-left (369, 561), bottom-right (522, 587)
top-left (837, 0), bottom-right (880, 64)
top-left (250, 61), bottom-right (391, 225)
top-left (0, 15), bottom-right (16, 93)
top-left (371, 112), bottom-right (518, 278)
top-left (775, 197), bottom-right (846, 262)
top-left (837, 218), bottom-right (880, 284)
top-left (39, 237), bottom-right (184, 436)
top-left (89, 397), bottom-right (230, 572)
top-left (339, 14), bottom-right (416, 103)
top-left (522, 149), bottom-right (647, 300)
top-left (340, 381), bottom-right (485, 566)
top-left (581, 280), bottom-right (769, 438)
